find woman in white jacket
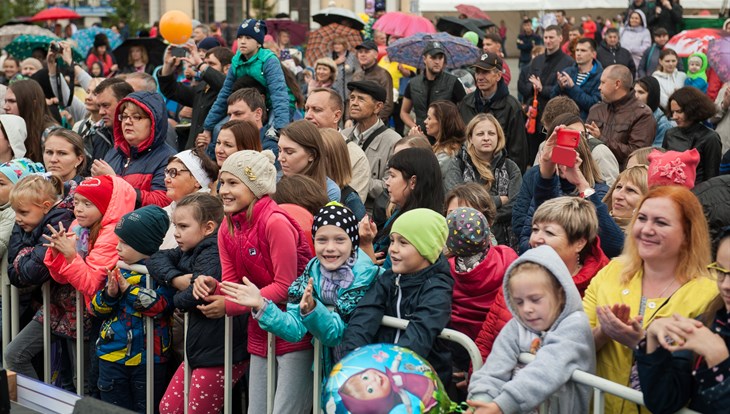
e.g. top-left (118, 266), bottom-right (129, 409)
top-left (620, 10), bottom-right (652, 70)
top-left (653, 48), bottom-right (686, 110)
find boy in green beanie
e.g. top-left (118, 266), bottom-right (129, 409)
top-left (341, 208), bottom-right (455, 386)
top-left (89, 205), bottom-right (175, 411)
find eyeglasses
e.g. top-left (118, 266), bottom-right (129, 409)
top-left (708, 262), bottom-right (730, 282)
top-left (164, 168), bottom-right (191, 179)
top-left (118, 113), bottom-right (148, 123)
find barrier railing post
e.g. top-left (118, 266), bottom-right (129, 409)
top-left (223, 315), bottom-right (232, 414)
top-left (266, 332), bottom-right (275, 414)
top-left (146, 272), bottom-right (154, 414)
top-left (75, 291), bottom-right (84, 396)
top-left (183, 312), bottom-right (189, 414)
top-left (42, 281), bottom-right (51, 383)
top-left (1, 253), bottom-right (10, 367)
top-left (312, 339), bottom-right (322, 414)
top-left (10, 285), bottom-right (19, 339)
top-left (594, 389), bottom-right (605, 414)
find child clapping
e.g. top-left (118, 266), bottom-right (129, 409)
top-left (467, 246), bottom-right (595, 414)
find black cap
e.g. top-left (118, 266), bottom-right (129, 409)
top-left (347, 80), bottom-right (387, 103)
top-left (355, 40), bottom-right (378, 51)
top-left (472, 52), bottom-right (503, 71)
top-left (423, 40), bottom-right (446, 57)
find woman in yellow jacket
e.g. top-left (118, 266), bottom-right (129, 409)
top-left (583, 185), bottom-right (718, 414)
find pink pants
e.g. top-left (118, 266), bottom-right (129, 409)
top-left (159, 360), bottom-right (249, 414)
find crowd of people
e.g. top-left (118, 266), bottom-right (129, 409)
top-left (0, 4), bottom-right (729, 414)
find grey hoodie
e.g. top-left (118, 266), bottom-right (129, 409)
top-left (468, 245), bottom-right (595, 414)
top-left (0, 114), bottom-right (27, 159)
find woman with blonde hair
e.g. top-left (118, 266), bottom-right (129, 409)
top-left (602, 165), bottom-right (649, 231)
top-left (330, 37), bottom-right (357, 103)
top-left (443, 113), bottom-right (522, 246)
top-left (120, 45), bottom-right (154, 74)
top-left (319, 128), bottom-right (365, 219)
top-left (583, 185), bottom-right (718, 414)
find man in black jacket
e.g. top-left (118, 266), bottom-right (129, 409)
top-left (157, 44), bottom-right (233, 151)
top-left (459, 52), bottom-right (528, 172)
top-left (400, 40), bottom-right (465, 134)
top-left (596, 28), bottom-right (637, 77)
top-left (517, 25), bottom-right (574, 161)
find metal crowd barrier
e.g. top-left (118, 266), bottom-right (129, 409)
top-left (517, 353), bottom-right (701, 414)
top-left (1, 259), bottom-right (707, 414)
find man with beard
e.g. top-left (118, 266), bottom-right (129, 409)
top-left (400, 41), bottom-right (465, 134)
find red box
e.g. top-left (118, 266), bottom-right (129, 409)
top-left (551, 128), bottom-right (581, 167)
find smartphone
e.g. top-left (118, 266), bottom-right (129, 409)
top-left (551, 128), bottom-right (581, 167)
top-left (171, 46), bottom-right (187, 58)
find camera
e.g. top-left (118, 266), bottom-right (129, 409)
top-left (551, 128), bottom-right (581, 167)
top-left (49, 42), bottom-right (63, 53)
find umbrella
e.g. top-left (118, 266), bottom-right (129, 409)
top-left (372, 12), bottom-right (436, 38)
top-left (455, 4), bottom-right (491, 20)
top-left (4, 34), bottom-right (83, 61)
top-left (436, 16), bottom-right (493, 39)
top-left (0, 24), bottom-right (58, 48)
top-left (386, 32), bottom-right (481, 70)
top-left (305, 23), bottom-right (363, 65)
top-left (30, 7), bottom-right (81, 22)
top-left (666, 28), bottom-right (726, 57)
top-left (708, 37), bottom-right (730, 83)
top-left (265, 19), bottom-right (308, 46)
top-left (72, 27), bottom-right (123, 56)
top-left (313, 7), bottom-right (365, 31)
top-left (113, 37), bottom-right (168, 68)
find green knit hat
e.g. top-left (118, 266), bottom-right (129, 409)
top-left (115, 205), bottom-right (170, 256)
top-left (390, 208), bottom-right (448, 264)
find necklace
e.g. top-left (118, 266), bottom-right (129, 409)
top-left (639, 278), bottom-right (677, 316)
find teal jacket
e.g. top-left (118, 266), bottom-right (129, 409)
top-left (256, 248), bottom-right (382, 373)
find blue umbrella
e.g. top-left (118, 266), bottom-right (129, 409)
top-left (72, 27), bottom-right (122, 56)
top-left (386, 32), bottom-right (481, 70)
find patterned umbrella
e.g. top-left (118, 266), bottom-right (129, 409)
top-left (386, 32), bottom-right (481, 70)
top-left (372, 12), bottom-right (436, 38)
top-left (666, 28), bottom-right (726, 57)
top-left (72, 27), bottom-right (122, 56)
top-left (313, 7), bottom-right (365, 31)
top-left (30, 7), bottom-right (81, 22)
top-left (305, 23), bottom-right (362, 65)
top-left (455, 4), bottom-right (491, 20)
top-left (708, 36), bottom-right (730, 83)
top-left (0, 24), bottom-right (57, 48)
top-left (4, 34), bottom-right (83, 61)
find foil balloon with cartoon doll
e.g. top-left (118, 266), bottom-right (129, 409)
top-left (324, 343), bottom-right (463, 414)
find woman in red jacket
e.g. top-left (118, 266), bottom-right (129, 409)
top-left (474, 196), bottom-right (609, 364)
top-left (192, 150), bottom-right (314, 414)
top-left (85, 34), bottom-right (118, 77)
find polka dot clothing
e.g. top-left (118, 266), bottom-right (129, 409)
top-left (159, 360), bottom-right (248, 414)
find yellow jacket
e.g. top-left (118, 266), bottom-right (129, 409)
top-left (378, 57), bottom-right (415, 91)
top-left (582, 259), bottom-right (718, 414)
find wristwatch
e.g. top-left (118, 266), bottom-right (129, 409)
top-left (579, 188), bottom-right (596, 199)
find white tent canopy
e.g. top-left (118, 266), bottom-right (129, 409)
top-left (420, 0), bottom-right (726, 12)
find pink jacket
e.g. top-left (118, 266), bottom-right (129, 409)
top-left (44, 176), bottom-right (137, 307)
top-left (216, 196), bottom-right (313, 357)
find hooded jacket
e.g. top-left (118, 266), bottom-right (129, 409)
top-left (215, 195), bottom-right (313, 357)
top-left (45, 176), bottom-right (137, 306)
top-left (148, 231), bottom-right (248, 368)
top-left (597, 40), bottom-right (637, 77)
top-left (458, 81), bottom-right (529, 171)
top-left (468, 245), bottom-right (596, 414)
top-left (684, 52), bottom-right (709, 93)
top-left (0, 114), bottom-right (27, 158)
top-left (340, 255), bottom-right (455, 386)
top-left (652, 68), bottom-right (686, 109)
top-left (104, 91), bottom-right (176, 208)
top-left (620, 10), bottom-right (652, 69)
top-left (475, 240), bottom-right (608, 364)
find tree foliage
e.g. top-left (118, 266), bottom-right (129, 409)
top-left (108, 0), bottom-right (144, 34)
top-left (1, 0), bottom-right (43, 25)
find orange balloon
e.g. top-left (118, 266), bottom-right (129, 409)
top-left (159, 10), bottom-right (193, 45)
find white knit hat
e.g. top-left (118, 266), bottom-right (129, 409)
top-left (220, 150), bottom-right (277, 198)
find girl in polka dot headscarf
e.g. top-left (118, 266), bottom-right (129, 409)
top-left (221, 202), bottom-right (383, 378)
